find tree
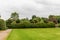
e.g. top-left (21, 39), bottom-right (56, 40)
top-left (32, 15), bottom-right (36, 19)
top-left (49, 15), bottom-right (58, 24)
top-left (41, 17), bottom-right (48, 23)
top-left (11, 12), bottom-right (19, 21)
top-left (55, 16), bottom-right (60, 23)
top-left (30, 15), bottom-right (41, 23)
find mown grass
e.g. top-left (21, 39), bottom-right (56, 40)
top-left (7, 28), bottom-right (60, 40)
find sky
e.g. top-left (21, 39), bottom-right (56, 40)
top-left (0, 0), bottom-right (60, 20)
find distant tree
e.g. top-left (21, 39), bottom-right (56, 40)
top-left (30, 15), bottom-right (41, 23)
top-left (20, 18), bottom-right (29, 22)
top-left (32, 15), bottom-right (36, 19)
top-left (41, 17), bottom-right (48, 23)
top-left (49, 15), bottom-right (54, 19)
top-left (11, 12), bottom-right (19, 21)
top-left (55, 16), bottom-right (60, 23)
top-left (49, 15), bottom-right (58, 24)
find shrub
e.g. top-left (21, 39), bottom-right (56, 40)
top-left (6, 18), bottom-right (13, 28)
top-left (0, 19), bottom-right (6, 30)
top-left (47, 22), bottom-right (55, 28)
top-left (20, 21), bottom-right (32, 28)
top-left (16, 19), bottom-right (20, 23)
top-left (10, 21), bottom-right (21, 28)
top-left (36, 22), bottom-right (48, 28)
top-left (11, 21), bottom-right (16, 28)
top-left (11, 20), bottom-right (32, 28)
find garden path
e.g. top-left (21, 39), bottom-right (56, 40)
top-left (0, 29), bottom-right (12, 40)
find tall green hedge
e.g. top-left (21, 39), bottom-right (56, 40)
top-left (0, 19), bottom-right (6, 30)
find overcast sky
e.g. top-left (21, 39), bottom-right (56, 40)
top-left (0, 0), bottom-right (60, 20)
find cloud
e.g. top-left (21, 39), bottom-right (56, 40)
top-left (0, 0), bottom-right (60, 20)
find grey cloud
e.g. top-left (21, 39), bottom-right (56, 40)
top-left (0, 0), bottom-right (60, 20)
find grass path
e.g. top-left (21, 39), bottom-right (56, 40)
top-left (7, 28), bottom-right (60, 40)
top-left (0, 29), bottom-right (12, 40)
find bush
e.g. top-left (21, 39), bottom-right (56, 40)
top-left (36, 22), bottom-right (48, 28)
top-left (11, 20), bottom-right (32, 28)
top-left (16, 19), bottom-right (20, 23)
top-left (31, 21), bottom-right (48, 28)
top-left (47, 22), bottom-right (55, 28)
top-left (6, 18), bottom-right (13, 28)
top-left (0, 19), bottom-right (6, 30)
top-left (6, 19), bottom-right (56, 28)
top-left (31, 21), bottom-right (55, 28)
top-left (20, 21), bottom-right (32, 28)
top-left (11, 21), bottom-right (16, 28)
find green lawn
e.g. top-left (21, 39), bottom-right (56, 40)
top-left (7, 28), bottom-right (60, 40)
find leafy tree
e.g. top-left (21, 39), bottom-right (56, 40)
top-left (32, 15), bottom-right (36, 19)
top-left (55, 16), bottom-right (60, 23)
top-left (41, 17), bottom-right (48, 23)
top-left (11, 12), bottom-right (19, 21)
top-left (49, 15), bottom-right (58, 24)
top-left (30, 15), bottom-right (41, 24)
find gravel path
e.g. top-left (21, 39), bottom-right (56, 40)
top-left (0, 29), bottom-right (12, 40)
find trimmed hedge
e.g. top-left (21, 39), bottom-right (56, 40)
top-left (11, 21), bottom-right (32, 28)
top-left (6, 19), bottom-right (56, 28)
top-left (9, 21), bottom-right (55, 28)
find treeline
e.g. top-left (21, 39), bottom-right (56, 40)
top-left (0, 12), bottom-right (60, 30)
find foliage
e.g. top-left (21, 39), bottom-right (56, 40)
top-left (20, 19), bottom-right (32, 28)
top-left (16, 19), bottom-right (20, 23)
top-left (30, 15), bottom-right (41, 24)
top-left (32, 15), bottom-right (36, 19)
top-left (55, 16), bottom-right (60, 23)
top-left (41, 17), bottom-right (48, 23)
top-left (47, 22), bottom-right (55, 28)
top-left (49, 15), bottom-right (58, 24)
top-left (36, 22), bottom-right (48, 28)
top-left (6, 18), bottom-right (14, 28)
top-left (11, 21), bottom-right (16, 28)
top-left (0, 19), bottom-right (6, 30)
top-left (3, 14), bottom-right (60, 29)
top-left (11, 12), bottom-right (19, 21)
